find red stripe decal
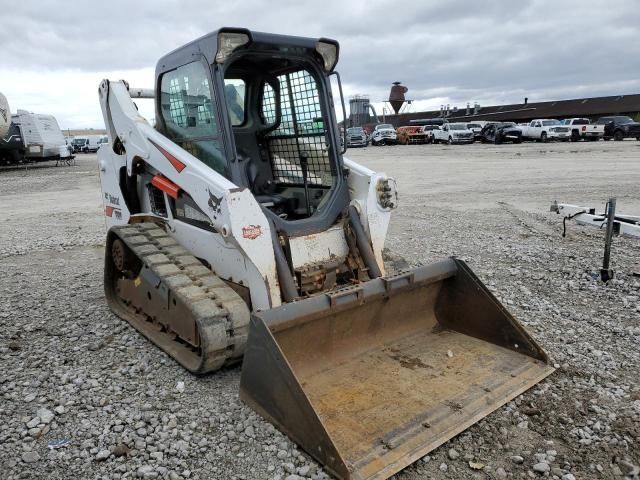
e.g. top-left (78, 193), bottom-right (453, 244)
top-left (149, 139), bottom-right (186, 172)
top-left (151, 174), bottom-right (181, 199)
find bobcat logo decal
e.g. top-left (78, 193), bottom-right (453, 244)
top-left (207, 189), bottom-right (222, 217)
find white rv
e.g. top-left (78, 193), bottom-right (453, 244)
top-left (12, 110), bottom-right (72, 159)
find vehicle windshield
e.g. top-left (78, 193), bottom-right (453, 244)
top-left (542, 120), bottom-right (561, 126)
top-left (500, 122), bottom-right (516, 127)
top-left (448, 124), bottom-right (467, 130)
top-left (377, 124), bottom-right (393, 130)
top-left (73, 139), bottom-right (85, 144)
top-left (467, 124), bottom-right (481, 129)
top-left (572, 119), bottom-right (589, 125)
top-left (347, 128), bottom-right (364, 134)
top-left (615, 116), bottom-right (634, 124)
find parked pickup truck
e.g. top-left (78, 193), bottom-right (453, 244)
top-left (596, 116), bottom-right (640, 141)
top-left (396, 125), bottom-right (428, 145)
top-left (520, 119), bottom-right (570, 142)
top-left (561, 118), bottom-right (604, 141)
top-left (432, 123), bottom-right (474, 144)
top-left (370, 123), bottom-right (398, 146)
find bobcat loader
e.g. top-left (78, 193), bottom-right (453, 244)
top-left (98, 28), bottom-right (553, 480)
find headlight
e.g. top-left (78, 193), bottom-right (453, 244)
top-left (215, 31), bottom-right (250, 63)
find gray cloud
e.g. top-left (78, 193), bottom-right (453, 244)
top-left (2, 0), bottom-right (639, 127)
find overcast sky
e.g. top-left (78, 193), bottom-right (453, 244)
top-left (2, 0), bottom-right (639, 129)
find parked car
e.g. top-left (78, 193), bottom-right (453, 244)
top-left (97, 135), bottom-right (110, 148)
top-left (561, 118), bottom-right (605, 141)
top-left (72, 137), bottom-right (88, 153)
top-left (432, 123), bottom-right (474, 144)
top-left (396, 125), bottom-right (428, 145)
top-left (480, 122), bottom-right (522, 144)
top-left (520, 119), bottom-right (570, 142)
top-left (466, 122), bottom-right (486, 141)
top-left (370, 123), bottom-right (397, 146)
top-left (596, 116), bottom-right (640, 141)
top-left (420, 125), bottom-right (437, 144)
top-left (345, 127), bottom-right (368, 147)
top-left (84, 136), bottom-right (102, 152)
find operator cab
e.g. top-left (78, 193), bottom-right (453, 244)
top-left (155, 29), bottom-right (346, 235)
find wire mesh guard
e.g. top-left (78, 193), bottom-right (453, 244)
top-left (261, 70), bottom-right (334, 187)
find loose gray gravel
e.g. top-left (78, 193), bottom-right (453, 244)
top-left (1, 142), bottom-right (639, 480)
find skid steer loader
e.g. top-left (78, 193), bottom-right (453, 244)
top-left (97, 28), bottom-right (554, 480)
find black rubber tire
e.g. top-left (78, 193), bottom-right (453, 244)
top-left (541, 132), bottom-right (548, 143)
top-left (614, 130), bottom-right (624, 141)
top-left (603, 137), bottom-right (610, 141)
top-left (448, 137), bottom-right (453, 145)
top-left (571, 131), bottom-right (580, 142)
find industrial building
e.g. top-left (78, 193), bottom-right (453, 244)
top-left (348, 92), bottom-right (640, 128)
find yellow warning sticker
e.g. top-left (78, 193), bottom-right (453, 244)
top-left (134, 277), bottom-right (141, 287)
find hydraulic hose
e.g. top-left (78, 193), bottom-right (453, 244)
top-left (269, 221), bottom-right (298, 302)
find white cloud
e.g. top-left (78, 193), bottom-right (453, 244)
top-left (1, 0), bottom-right (639, 127)
top-left (2, 68), bottom-right (155, 129)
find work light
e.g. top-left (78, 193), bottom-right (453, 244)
top-left (216, 32), bottom-right (250, 64)
top-left (315, 40), bottom-right (339, 71)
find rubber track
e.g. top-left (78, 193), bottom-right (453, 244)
top-left (109, 223), bottom-right (250, 373)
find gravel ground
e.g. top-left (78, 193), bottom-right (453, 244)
top-left (1, 141), bottom-right (639, 480)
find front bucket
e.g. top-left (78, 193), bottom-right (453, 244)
top-left (240, 258), bottom-right (554, 480)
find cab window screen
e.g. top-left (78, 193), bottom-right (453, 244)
top-left (160, 61), bottom-right (228, 177)
top-left (259, 69), bottom-right (334, 187)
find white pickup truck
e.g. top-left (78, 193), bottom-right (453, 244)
top-left (561, 118), bottom-right (605, 141)
top-left (519, 119), bottom-right (570, 142)
top-left (370, 123), bottom-right (398, 146)
top-left (432, 123), bottom-right (475, 144)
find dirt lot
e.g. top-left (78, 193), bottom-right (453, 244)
top-left (1, 140), bottom-right (639, 480)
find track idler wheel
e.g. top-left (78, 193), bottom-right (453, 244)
top-left (111, 238), bottom-right (141, 278)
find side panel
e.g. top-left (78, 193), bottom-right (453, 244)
top-left (97, 146), bottom-right (130, 229)
top-left (98, 80), bottom-right (280, 309)
top-left (343, 157), bottom-right (394, 272)
top-left (289, 224), bottom-right (350, 269)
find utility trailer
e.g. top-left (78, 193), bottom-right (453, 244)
top-left (551, 201), bottom-right (640, 239)
top-left (0, 92), bottom-right (25, 165)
